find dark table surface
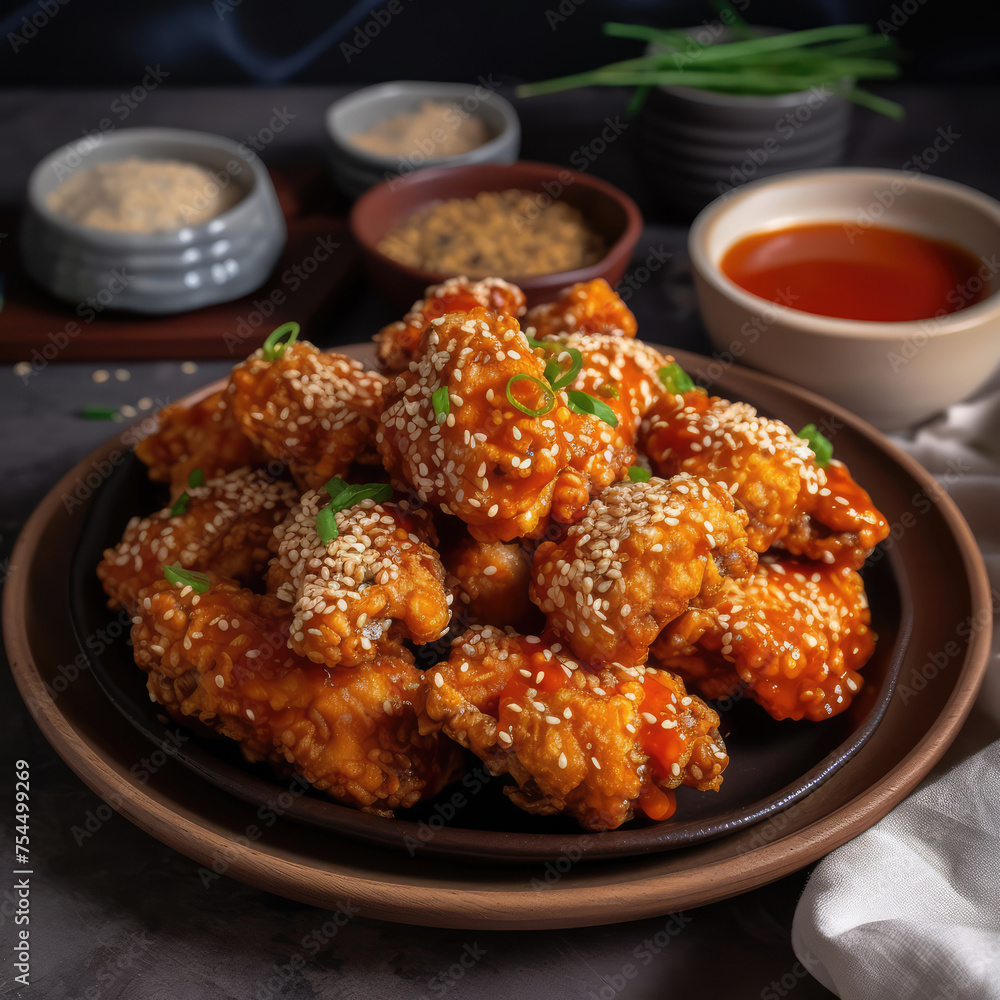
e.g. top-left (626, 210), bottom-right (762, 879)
top-left (2, 82), bottom-right (997, 1000)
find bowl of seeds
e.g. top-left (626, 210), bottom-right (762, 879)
top-left (349, 160), bottom-right (643, 309)
top-left (21, 126), bottom-right (286, 314)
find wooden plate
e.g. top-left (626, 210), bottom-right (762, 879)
top-left (4, 347), bottom-right (991, 928)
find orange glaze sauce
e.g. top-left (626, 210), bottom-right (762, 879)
top-left (635, 673), bottom-right (685, 821)
top-left (720, 223), bottom-right (988, 322)
top-left (812, 461), bottom-right (887, 534)
top-left (496, 649), bottom-right (569, 732)
top-left (494, 645), bottom-right (682, 821)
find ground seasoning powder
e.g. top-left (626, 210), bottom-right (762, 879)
top-left (47, 157), bottom-right (245, 233)
top-left (349, 100), bottom-right (491, 159)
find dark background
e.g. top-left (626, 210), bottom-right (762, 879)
top-left (2, 0), bottom-right (998, 87)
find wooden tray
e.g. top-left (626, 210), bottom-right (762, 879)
top-left (4, 348), bottom-right (992, 927)
top-left (0, 169), bottom-right (359, 362)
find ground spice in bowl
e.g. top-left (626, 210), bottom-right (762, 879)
top-left (349, 100), bottom-right (492, 159)
top-left (46, 157), bottom-right (245, 233)
top-left (375, 189), bottom-right (606, 279)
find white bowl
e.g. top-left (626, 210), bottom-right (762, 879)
top-left (688, 168), bottom-right (1000, 430)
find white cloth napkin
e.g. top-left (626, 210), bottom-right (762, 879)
top-left (792, 374), bottom-right (1000, 998)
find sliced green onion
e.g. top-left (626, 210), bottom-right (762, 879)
top-left (316, 506), bottom-right (338, 545)
top-left (432, 386), bottom-right (451, 424)
top-left (261, 321), bottom-right (300, 362)
top-left (506, 374), bottom-right (556, 418)
top-left (525, 336), bottom-right (554, 351)
top-left (171, 468), bottom-right (204, 516)
top-left (163, 562), bottom-right (210, 593)
top-left (543, 346), bottom-right (584, 391)
top-left (81, 406), bottom-right (122, 422)
top-left (566, 390), bottom-right (618, 427)
top-left (797, 424), bottom-right (834, 467)
top-left (333, 483), bottom-right (395, 508)
top-left (170, 492), bottom-right (191, 517)
top-left (323, 477), bottom-right (394, 510)
top-left (323, 476), bottom-right (351, 505)
top-left (596, 383), bottom-right (620, 399)
top-left (316, 479), bottom-right (395, 544)
top-left (628, 465), bottom-right (651, 482)
top-left (658, 362), bottom-right (695, 395)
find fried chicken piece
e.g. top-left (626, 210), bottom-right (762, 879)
top-left (227, 341), bottom-right (387, 492)
top-left (641, 390), bottom-right (889, 567)
top-left (551, 332), bottom-right (668, 422)
top-left (422, 626), bottom-right (727, 830)
top-left (527, 334), bottom-right (669, 494)
top-left (266, 492), bottom-right (452, 668)
top-left (440, 529), bottom-right (541, 634)
top-left (531, 475), bottom-right (756, 669)
top-left (523, 278), bottom-right (638, 340)
top-left (134, 389), bottom-right (264, 498)
top-left (776, 459), bottom-right (891, 568)
top-left (97, 468), bottom-right (297, 610)
top-left (374, 276), bottom-right (527, 373)
top-left (376, 307), bottom-right (611, 542)
top-left (133, 577), bottom-right (463, 812)
top-left (653, 554), bottom-right (875, 722)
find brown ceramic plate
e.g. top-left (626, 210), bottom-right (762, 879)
top-left (5, 347), bottom-right (991, 927)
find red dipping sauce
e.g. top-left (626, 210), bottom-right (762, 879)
top-left (720, 223), bottom-right (989, 321)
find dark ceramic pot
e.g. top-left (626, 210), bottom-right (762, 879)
top-left (633, 32), bottom-right (852, 216)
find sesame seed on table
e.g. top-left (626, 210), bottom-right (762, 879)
top-left (266, 493), bottom-right (452, 668)
top-left (653, 553), bottom-right (875, 722)
top-left (641, 388), bottom-right (890, 567)
top-left (131, 576), bottom-right (463, 812)
top-left (422, 625), bottom-right (728, 830)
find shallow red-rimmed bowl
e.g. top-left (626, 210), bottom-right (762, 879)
top-left (349, 160), bottom-right (643, 310)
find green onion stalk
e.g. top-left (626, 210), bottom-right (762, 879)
top-left (516, 8), bottom-right (903, 120)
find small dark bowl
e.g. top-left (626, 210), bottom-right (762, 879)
top-left (349, 160), bottom-right (643, 310)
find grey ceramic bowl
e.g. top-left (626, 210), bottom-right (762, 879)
top-left (633, 31), bottom-right (852, 217)
top-left (21, 127), bottom-right (286, 314)
top-left (325, 80), bottom-right (521, 198)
